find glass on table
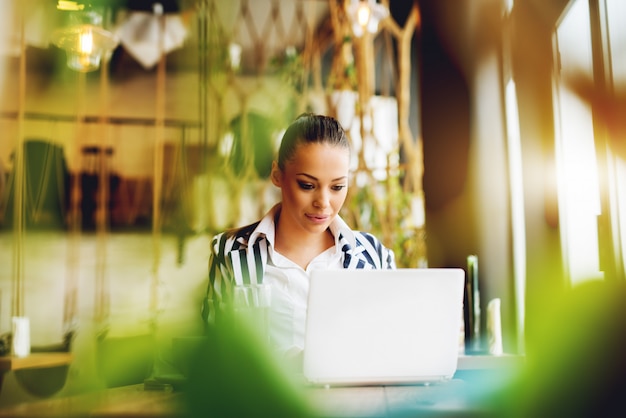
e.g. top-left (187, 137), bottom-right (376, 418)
top-left (231, 283), bottom-right (272, 344)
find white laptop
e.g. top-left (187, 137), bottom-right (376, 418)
top-left (303, 268), bottom-right (465, 386)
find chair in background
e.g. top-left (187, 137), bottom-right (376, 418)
top-left (2, 139), bottom-right (70, 230)
top-left (80, 145), bottom-right (120, 230)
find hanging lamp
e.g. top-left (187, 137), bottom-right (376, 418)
top-left (345, 0), bottom-right (389, 37)
top-left (51, 6), bottom-right (119, 72)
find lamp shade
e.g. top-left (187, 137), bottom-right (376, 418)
top-left (115, 10), bottom-right (187, 69)
top-left (52, 23), bottom-right (119, 72)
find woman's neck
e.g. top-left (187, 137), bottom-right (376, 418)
top-left (273, 215), bottom-right (334, 270)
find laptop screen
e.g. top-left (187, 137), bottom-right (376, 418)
top-left (303, 268), bottom-right (465, 386)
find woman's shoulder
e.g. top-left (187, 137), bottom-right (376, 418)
top-left (333, 216), bottom-right (385, 250)
top-left (211, 221), bottom-right (262, 250)
top-left (352, 230), bottom-right (385, 248)
top-left (343, 230), bottom-right (396, 269)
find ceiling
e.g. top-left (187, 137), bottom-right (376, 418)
top-left (15, 0), bottom-right (332, 78)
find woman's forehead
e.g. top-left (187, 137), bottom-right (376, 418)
top-left (285, 142), bottom-right (350, 172)
top-left (291, 141), bottom-right (349, 158)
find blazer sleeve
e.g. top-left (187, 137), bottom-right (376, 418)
top-left (202, 232), bottom-right (233, 325)
top-left (352, 231), bottom-right (397, 269)
top-left (367, 231), bottom-right (397, 269)
top-left (202, 222), bottom-right (261, 325)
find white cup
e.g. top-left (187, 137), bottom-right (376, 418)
top-left (12, 316), bottom-right (31, 357)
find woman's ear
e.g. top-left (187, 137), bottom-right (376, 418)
top-left (270, 161), bottom-right (281, 187)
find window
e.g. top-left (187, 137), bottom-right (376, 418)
top-left (553, 0), bottom-right (626, 283)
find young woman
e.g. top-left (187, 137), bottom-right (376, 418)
top-left (202, 113), bottom-right (395, 358)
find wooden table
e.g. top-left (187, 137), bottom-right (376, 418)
top-left (0, 380), bottom-right (498, 418)
top-left (0, 355), bottom-right (521, 417)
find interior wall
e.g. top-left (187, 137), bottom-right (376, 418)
top-left (420, 0), bottom-right (518, 353)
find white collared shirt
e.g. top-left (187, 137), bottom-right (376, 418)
top-left (252, 205), bottom-right (344, 355)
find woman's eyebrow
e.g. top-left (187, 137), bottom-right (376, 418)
top-left (297, 173), bottom-right (348, 182)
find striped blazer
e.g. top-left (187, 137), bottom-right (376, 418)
top-left (202, 214), bottom-right (396, 323)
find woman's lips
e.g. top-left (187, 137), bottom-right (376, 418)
top-left (306, 213), bottom-right (329, 223)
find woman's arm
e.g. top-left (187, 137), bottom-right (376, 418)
top-left (202, 233), bottom-right (232, 326)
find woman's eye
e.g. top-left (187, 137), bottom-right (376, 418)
top-left (297, 181), bottom-right (314, 190)
top-left (332, 185), bottom-right (346, 191)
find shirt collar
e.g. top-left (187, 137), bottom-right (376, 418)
top-left (248, 203), bottom-right (357, 250)
top-left (328, 211), bottom-right (357, 249)
top-left (248, 203), bottom-right (280, 248)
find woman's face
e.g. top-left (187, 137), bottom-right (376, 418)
top-left (271, 142), bottom-right (350, 237)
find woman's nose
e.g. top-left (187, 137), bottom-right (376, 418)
top-left (313, 189), bottom-right (330, 208)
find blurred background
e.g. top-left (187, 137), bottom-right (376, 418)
top-left (1, 0), bottom-right (625, 408)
